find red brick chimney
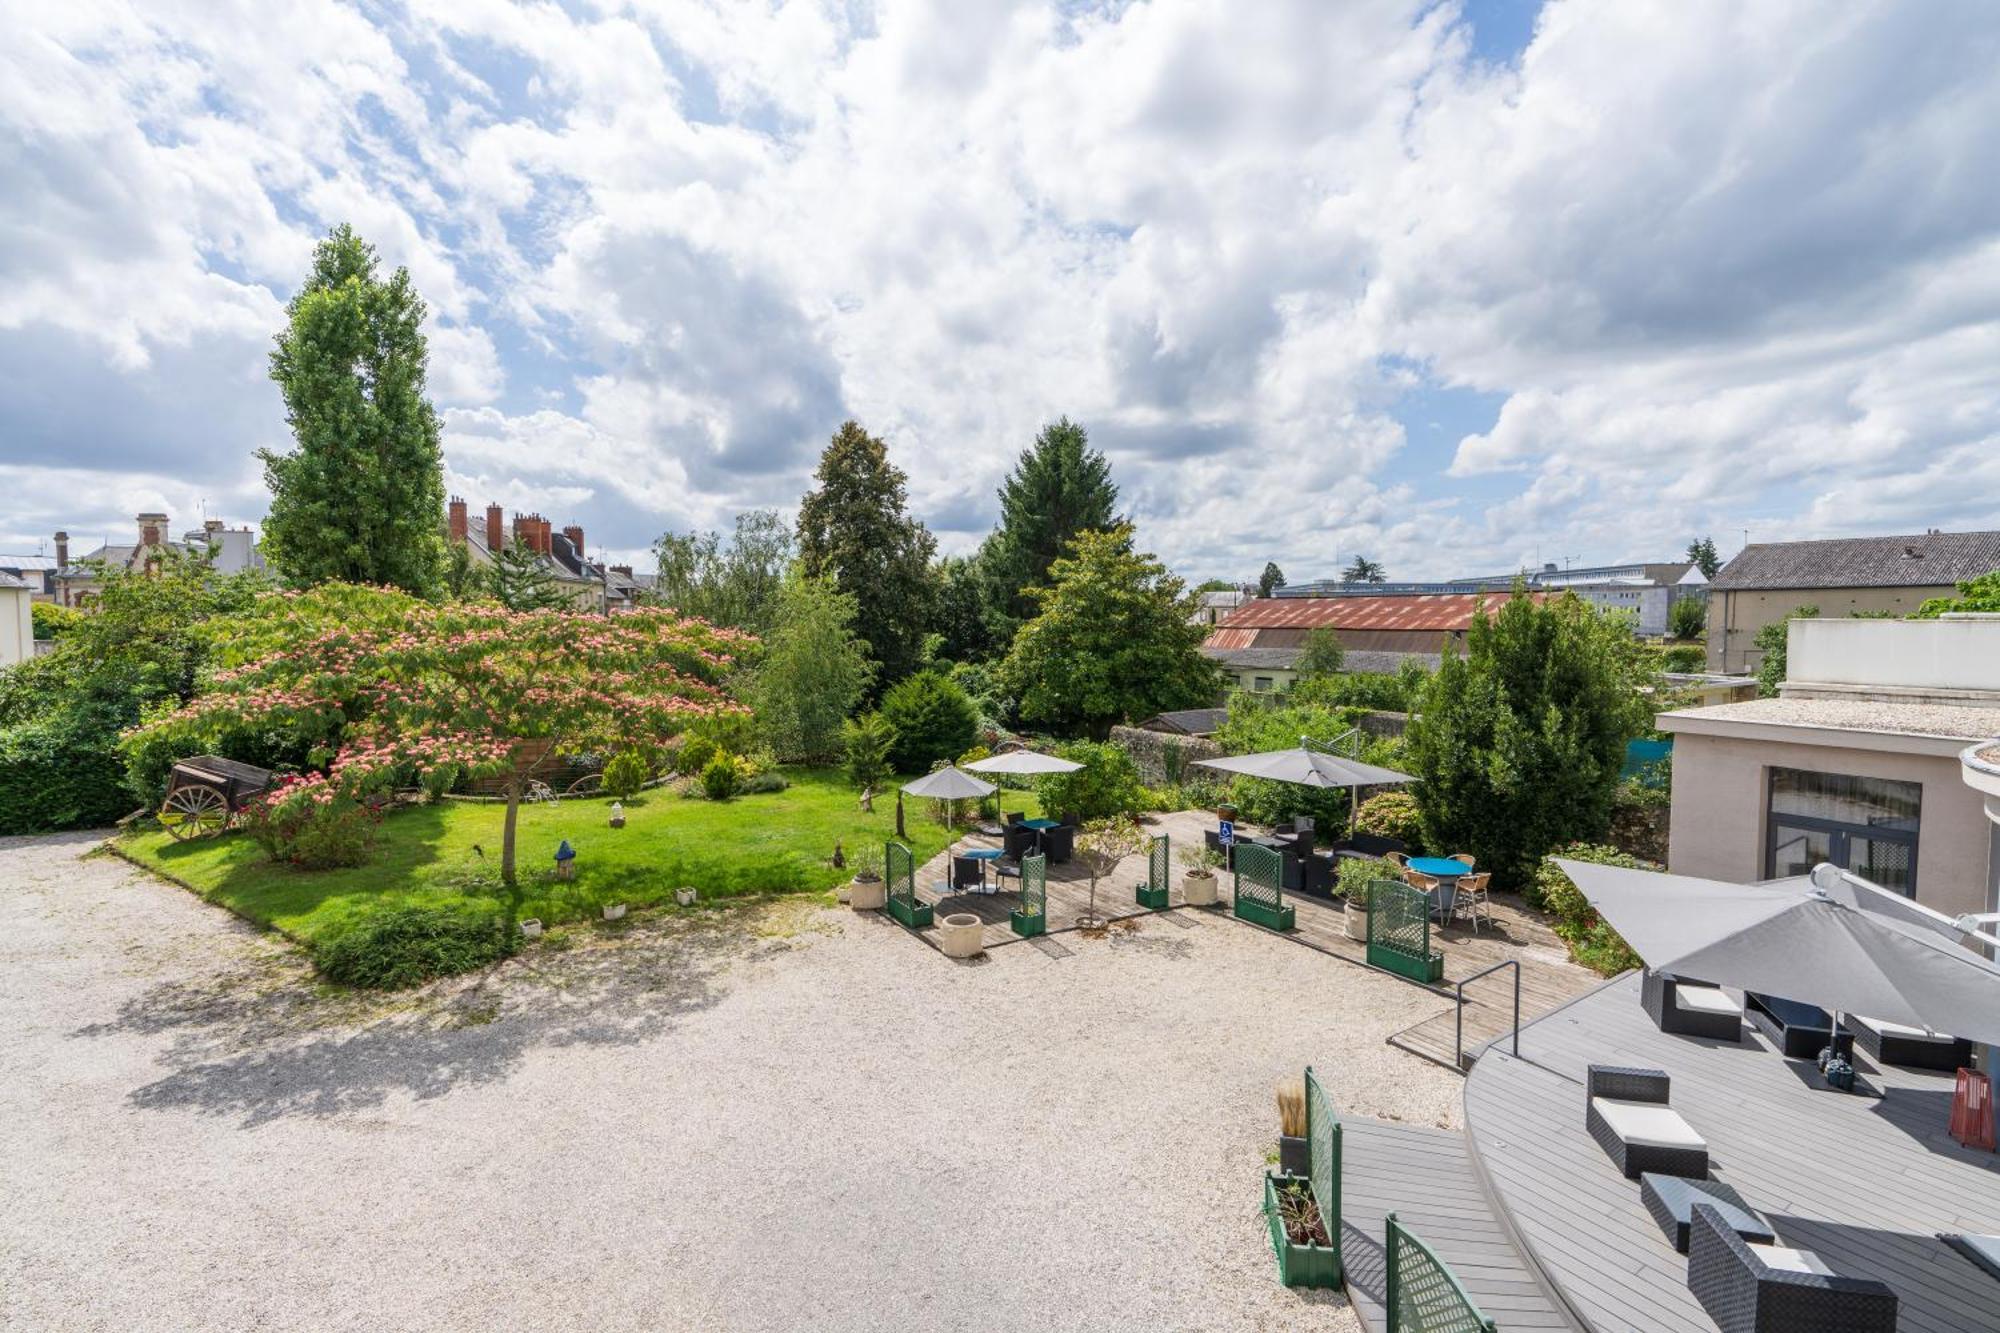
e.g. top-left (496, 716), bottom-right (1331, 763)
top-left (137, 512), bottom-right (168, 547)
top-left (448, 497), bottom-right (468, 545)
top-left (561, 524), bottom-right (584, 559)
top-left (537, 516), bottom-right (553, 556)
top-left (54, 531), bottom-right (68, 568)
top-left (485, 503), bottom-right (504, 551)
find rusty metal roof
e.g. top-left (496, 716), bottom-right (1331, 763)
top-left (1211, 592), bottom-right (1544, 634)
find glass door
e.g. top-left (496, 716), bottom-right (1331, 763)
top-left (1766, 767), bottom-right (1921, 897)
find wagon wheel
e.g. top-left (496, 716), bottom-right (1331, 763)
top-left (564, 773), bottom-right (604, 797)
top-left (160, 786), bottom-right (230, 840)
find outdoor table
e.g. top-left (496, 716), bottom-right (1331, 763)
top-left (1407, 857), bottom-right (1472, 879)
top-left (1020, 818), bottom-right (1060, 830)
top-left (960, 846), bottom-right (1004, 892)
top-left (1639, 1173), bottom-right (1775, 1254)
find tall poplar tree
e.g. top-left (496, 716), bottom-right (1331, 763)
top-left (796, 421), bottom-right (938, 688)
top-left (982, 417), bottom-right (1120, 632)
top-left (261, 225), bottom-right (447, 596)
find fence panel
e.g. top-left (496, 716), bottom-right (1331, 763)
top-left (884, 840), bottom-right (931, 928)
top-left (1367, 878), bottom-right (1441, 982)
top-left (1232, 841), bottom-right (1294, 929)
top-left (1010, 853), bottom-right (1047, 937)
top-left (1306, 1065), bottom-right (1342, 1278)
top-left (1138, 833), bottom-right (1171, 907)
top-left (1385, 1213), bottom-right (1495, 1333)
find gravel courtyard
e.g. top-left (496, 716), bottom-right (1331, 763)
top-left (2, 833), bottom-right (1460, 1333)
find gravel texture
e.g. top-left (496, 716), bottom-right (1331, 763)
top-left (2, 832), bottom-right (1460, 1332)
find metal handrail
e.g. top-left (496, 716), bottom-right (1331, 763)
top-left (1454, 957), bottom-right (1521, 1070)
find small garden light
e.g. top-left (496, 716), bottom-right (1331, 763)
top-left (554, 839), bottom-right (576, 881)
top-left (608, 801), bottom-right (625, 829)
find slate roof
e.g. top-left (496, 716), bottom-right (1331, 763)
top-left (1341, 650), bottom-right (1443, 674)
top-left (1139, 707), bottom-right (1229, 736)
top-left (1201, 645), bottom-right (1300, 669)
top-left (1711, 530), bottom-right (2000, 591)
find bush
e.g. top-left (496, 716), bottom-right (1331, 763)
top-left (739, 769), bottom-right (788, 795)
top-left (702, 752), bottom-right (741, 800)
top-left (1666, 597), bottom-right (1706, 641)
top-left (1034, 740), bottom-right (1144, 821)
top-left (1659, 643), bottom-right (1706, 672)
top-left (315, 904), bottom-right (515, 989)
top-left (879, 669), bottom-right (978, 772)
top-left (677, 734), bottom-right (720, 776)
top-left (842, 711), bottom-right (897, 790)
top-left (602, 749), bottom-right (652, 799)
top-left (242, 781), bottom-right (378, 869)
top-left (31, 602), bottom-right (82, 641)
top-left (1352, 790), bottom-right (1424, 848)
top-left (0, 703), bottom-right (136, 834)
top-left (1531, 842), bottom-right (1651, 976)
top-left (1337, 854), bottom-right (1396, 902)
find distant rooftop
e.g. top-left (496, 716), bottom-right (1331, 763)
top-left (1214, 592), bottom-right (1545, 635)
top-left (1659, 696), bottom-right (2000, 746)
top-left (1712, 529), bottom-right (2000, 591)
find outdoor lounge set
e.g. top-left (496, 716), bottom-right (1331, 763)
top-left (1582, 1063), bottom-right (1903, 1331)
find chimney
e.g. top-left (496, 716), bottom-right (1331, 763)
top-left (137, 512), bottom-right (168, 547)
top-left (486, 502), bottom-right (505, 551)
top-left (611, 564), bottom-right (633, 577)
top-left (562, 524), bottom-right (584, 559)
top-left (448, 497), bottom-right (468, 545)
top-left (536, 516), bottom-right (553, 556)
top-left (54, 531), bottom-right (68, 568)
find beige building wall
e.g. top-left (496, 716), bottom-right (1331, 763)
top-left (1667, 729), bottom-right (1994, 920)
top-left (1708, 584), bottom-right (1957, 672)
top-left (0, 585), bottom-right (32, 667)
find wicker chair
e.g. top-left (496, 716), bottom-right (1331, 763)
top-left (1642, 970), bottom-right (1745, 1042)
top-left (1687, 1204), bottom-right (1898, 1333)
top-left (1454, 871), bottom-right (1493, 933)
top-left (1585, 1065), bottom-right (1709, 1179)
top-left (1384, 851), bottom-right (1409, 869)
top-left (1448, 852), bottom-right (1476, 869)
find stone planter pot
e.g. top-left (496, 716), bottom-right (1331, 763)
top-left (939, 912), bottom-right (985, 959)
top-left (519, 918), bottom-right (544, 939)
top-left (602, 903), bottom-right (627, 921)
top-left (1344, 897), bottom-right (1370, 942)
top-left (674, 887), bottom-right (698, 907)
top-left (848, 874), bottom-right (885, 911)
top-left (1183, 869), bottom-right (1219, 907)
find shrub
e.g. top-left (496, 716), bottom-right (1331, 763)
top-left (0, 703), bottom-right (135, 834)
top-left (1353, 790), bottom-right (1424, 848)
top-left (1034, 739), bottom-right (1144, 820)
top-left (1666, 596), bottom-right (1706, 641)
top-left (738, 769), bottom-right (788, 795)
top-left (601, 749), bottom-right (652, 799)
top-left (1532, 842), bottom-right (1651, 976)
top-left (677, 734), bottom-right (720, 776)
top-left (315, 904), bottom-right (514, 989)
top-left (879, 669), bottom-right (978, 772)
top-left (702, 752), bottom-right (740, 800)
top-left (1336, 854), bottom-right (1394, 902)
top-left (1659, 643), bottom-right (1706, 672)
top-left (242, 779), bottom-right (379, 869)
top-left (842, 711), bottom-right (897, 790)
top-left (31, 602), bottom-right (82, 641)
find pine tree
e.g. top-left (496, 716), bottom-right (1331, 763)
top-left (486, 543), bottom-right (568, 611)
top-left (796, 421), bottom-right (938, 688)
top-left (261, 225), bottom-right (447, 596)
top-left (983, 417), bottom-right (1120, 631)
top-left (1685, 536), bottom-right (1722, 580)
top-left (1342, 555), bottom-right (1386, 584)
top-left (1258, 562), bottom-right (1286, 597)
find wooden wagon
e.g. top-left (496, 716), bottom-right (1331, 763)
top-left (158, 755), bottom-right (276, 840)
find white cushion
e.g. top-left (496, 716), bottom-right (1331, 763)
top-left (1747, 1243), bottom-right (1835, 1277)
top-left (1674, 986), bottom-right (1742, 1017)
top-left (1858, 1015), bottom-right (1938, 1040)
top-left (1591, 1097), bottom-right (1707, 1151)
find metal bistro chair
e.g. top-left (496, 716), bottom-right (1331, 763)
top-left (1454, 871), bottom-right (1493, 933)
top-left (950, 854), bottom-right (986, 896)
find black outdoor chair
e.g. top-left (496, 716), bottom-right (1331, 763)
top-left (1003, 823), bottom-right (1038, 861)
top-left (1042, 824), bottom-right (1075, 864)
top-left (1004, 810), bottom-right (1027, 826)
top-left (1341, 833), bottom-right (1407, 859)
top-left (1058, 811), bottom-right (1081, 830)
top-left (1643, 970), bottom-right (1745, 1042)
top-left (1687, 1203), bottom-right (1898, 1333)
top-left (950, 855), bottom-right (985, 895)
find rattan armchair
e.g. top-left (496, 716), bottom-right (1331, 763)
top-left (1642, 970), bottom-right (1745, 1042)
top-left (1687, 1204), bottom-right (1898, 1333)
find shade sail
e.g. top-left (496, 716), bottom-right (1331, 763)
top-left (1192, 746), bottom-right (1413, 790)
top-left (963, 751), bottom-right (1083, 776)
top-left (1555, 859), bottom-right (2000, 1047)
top-left (899, 766), bottom-right (997, 800)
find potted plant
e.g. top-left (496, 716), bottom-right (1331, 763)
top-left (602, 902), bottom-right (627, 921)
top-left (1277, 1078), bottom-right (1309, 1177)
top-left (1263, 1171), bottom-right (1341, 1288)
top-left (519, 918), bottom-right (544, 939)
top-left (848, 846), bottom-right (886, 911)
top-left (1184, 844), bottom-right (1227, 907)
top-left (674, 886), bottom-right (698, 907)
top-left (1338, 857), bottom-right (1379, 942)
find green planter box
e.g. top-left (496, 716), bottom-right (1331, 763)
top-left (1135, 884), bottom-right (1169, 909)
top-left (887, 897), bottom-right (933, 929)
top-left (1235, 896), bottom-right (1296, 931)
top-left (1009, 909), bottom-right (1045, 938)
top-left (1263, 1172), bottom-right (1342, 1288)
top-left (1370, 944), bottom-right (1444, 983)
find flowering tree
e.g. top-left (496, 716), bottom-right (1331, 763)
top-left (130, 587), bottom-right (751, 884)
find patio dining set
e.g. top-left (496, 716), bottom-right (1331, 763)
top-left (941, 811), bottom-right (1080, 896)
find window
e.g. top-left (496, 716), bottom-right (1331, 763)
top-left (1253, 676), bottom-right (1274, 692)
top-left (1766, 767), bottom-right (1920, 897)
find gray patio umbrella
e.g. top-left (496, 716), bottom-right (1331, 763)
top-left (900, 765), bottom-right (998, 829)
top-left (1192, 741), bottom-right (1414, 828)
top-left (962, 750), bottom-right (1084, 776)
top-left (1556, 858), bottom-right (2000, 1048)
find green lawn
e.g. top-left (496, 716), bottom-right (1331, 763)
top-left (119, 768), bottom-right (1042, 947)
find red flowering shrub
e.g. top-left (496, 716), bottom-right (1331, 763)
top-left (243, 774), bottom-right (379, 869)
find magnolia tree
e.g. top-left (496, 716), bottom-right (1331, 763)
top-left (132, 587), bottom-right (751, 884)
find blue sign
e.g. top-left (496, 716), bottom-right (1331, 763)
top-left (1218, 819), bottom-right (1235, 847)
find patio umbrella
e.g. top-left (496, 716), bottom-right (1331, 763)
top-left (1192, 741), bottom-right (1414, 828)
top-left (963, 750), bottom-right (1084, 776)
top-left (1555, 858), bottom-right (2000, 1048)
top-left (900, 765), bottom-right (998, 829)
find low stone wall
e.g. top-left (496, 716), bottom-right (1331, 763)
top-left (1357, 710), bottom-right (1409, 739)
top-left (1110, 725), bottom-right (1222, 787)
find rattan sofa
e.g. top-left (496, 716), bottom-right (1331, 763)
top-left (1642, 970), bottom-right (1745, 1042)
top-left (1842, 1014), bottom-right (1974, 1072)
top-left (1585, 1065), bottom-right (1709, 1179)
top-left (1687, 1203), bottom-right (1899, 1333)
top-left (1746, 993), bottom-right (1855, 1061)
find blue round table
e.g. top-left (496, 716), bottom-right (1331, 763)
top-left (1407, 856), bottom-right (1471, 879)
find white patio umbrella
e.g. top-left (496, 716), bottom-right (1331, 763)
top-left (1556, 858), bottom-right (2000, 1048)
top-left (1192, 740), bottom-right (1414, 828)
top-left (900, 765), bottom-right (998, 829)
top-left (962, 750), bottom-right (1084, 776)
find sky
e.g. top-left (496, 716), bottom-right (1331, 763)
top-left (3, 0), bottom-right (1998, 583)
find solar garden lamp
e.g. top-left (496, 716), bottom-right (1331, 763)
top-left (554, 839), bottom-right (576, 881)
top-left (608, 801), bottom-right (625, 829)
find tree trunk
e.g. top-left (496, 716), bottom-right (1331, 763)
top-left (502, 778), bottom-right (521, 886)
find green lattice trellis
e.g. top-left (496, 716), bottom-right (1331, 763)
top-left (884, 840), bottom-right (932, 928)
top-left (1232, 841), bottom-right (1294, 930)
top-left (1306, 1065), bottom-right (1342, 1281)
top-left (1367, 877), bottom-right (1441, 982)
top-left (1385, 1213), bottom-right (1495, 1333)
top-left (1009, 852), bottom-right (1046, 937)
top-left (1137, 833), bottom-right (1170, 908)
